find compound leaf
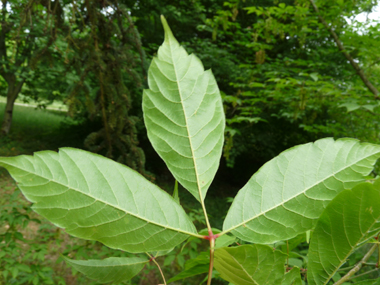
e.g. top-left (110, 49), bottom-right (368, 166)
top-left (214, 244), bottom-right (287, 285)
top-left (223, 138), bottom-right (380, 244)
top-left (307, 183), bottom-right (380, 285)
top-left (0, 148), bottom-right (198, 253)
top-left (143, 15), bottom-right (225, 201)
top-left (63, 256), bottom-right (148, 283)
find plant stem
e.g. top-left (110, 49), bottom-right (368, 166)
top-left (333, 244), bottom-right (378, 285)
top-left (207, 237), bottom-right (216, 285)
top-left (199, 189), bottom-right (214, 285)
top-left (201, 199), bottom-right (212, 233)
top-left (147, 253), bottom-right (167, 285)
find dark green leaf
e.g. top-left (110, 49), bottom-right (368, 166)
top-left (307, 183), bottom-right (380, 285)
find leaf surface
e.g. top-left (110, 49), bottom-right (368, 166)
top-left (281, 267), bottom-right (302, 285)
top-left (63, 256), bottom-right (147, 283)
top-left (214, 244), bottom-right (287, 285)
top-left (307, 183), bottom-right (380, 285)
top-left (143, 16), bottom-right (225, 201)
top-left (0, 148), bottom-right (198, 253)
top-left (223, 138), bottom-right (380, 243)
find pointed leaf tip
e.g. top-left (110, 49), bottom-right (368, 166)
top-left (160, 15), bottom-right (174, 42)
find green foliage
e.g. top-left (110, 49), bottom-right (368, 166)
top-left (63, 1), bottom-right (147, 171)
top-left (0, 186), bottom-right (66, 285)
top-left (308, 183), bottom-right (380, 285)
top-left (196, 0), bottom-right (380, 169)
top-left (0, 1), bottom-right (147, 173)
top-left (1, 15), bottom-right (380, 285)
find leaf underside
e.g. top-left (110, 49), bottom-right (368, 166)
top-left (224, 138), bottom-right (380, 244)
top-left (0, 148), bottom-right (197, 253)
top-left (307, 183), bottom-right (380, 285)
top-left (63, 256), bottom-right (148, 283)
top-left (143, 16), bottom-right (225, 201)
top-left (214, 244), bottom-right (287, 285)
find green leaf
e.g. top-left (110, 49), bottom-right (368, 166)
top-left (0, 148), bottom-right (198, 253)
top-left (338, 102), bottom-right (360, 112)
top-left (215, 234), bottom-right (236, 249)
top-left (309, 72), bottom-right (318, 82)
top-left (143, 15), bottom-right (225, 202)
top-left (63, 256), bottom-right (148, 283)
top-left (307, 183), bottom-right (380, 285)
top-left (281, 267), bottom-right (302, 285)
top-left (223, 138), bottom-right (380, 244)
top-left (214, 244), bottom-right (287, 285)
top-left (226, 117), bottom-right (263, 124)
top-left (173, 180), bottom-right (180, 204)
top-left (167, 252), bottom-right (209, 283)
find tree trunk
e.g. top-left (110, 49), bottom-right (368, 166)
top-left (1, 76), bottom-right (25, 135)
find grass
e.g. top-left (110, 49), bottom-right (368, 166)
top-left (0, 102), bottom-right (91, 157)
top-left (0, 102), bottom-right (67, 155)
top-left (0, 96), bottom-right (68, 112)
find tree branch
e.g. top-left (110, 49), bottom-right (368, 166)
top-left (333, 244), bottom-right (378, 285)
top-left (309, 0), bottom-right (379, 99)
top-left (0, 0), bottom-right (9, 76)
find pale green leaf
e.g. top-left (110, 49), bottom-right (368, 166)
top-left (338, 102), bottom-right (360, 112)
top-left (362, 104), bottom-right (377, 112)
top-left (151, 248), bottom-right (175, 258)
top-left (143, 15), bottom-right (225, 201)
top-left (63, 256), bottom-right (147, 283)
top-left (307, 183), bottom-right (380, 285)
top-left (223, 138), bottom-right (380, 244)
top-left (281, 267), bottom-right (302, 285)
top-left (310, 73), bottom-right (318, 82)
top-left (0, 148), bottom-right (198, 253)
top-left (214, 244), bottom-right (287, 285)
top-left (215, 234), bottom-right (236, 249)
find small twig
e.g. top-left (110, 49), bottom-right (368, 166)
top-left (309, 0), bottom-right (379, 99)
top-left (146, 253), bottom-right (167, 285)
top-left (333, 244), bottom-right (378, 285)
top-left (347, 268), bottom-right (379, 280)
